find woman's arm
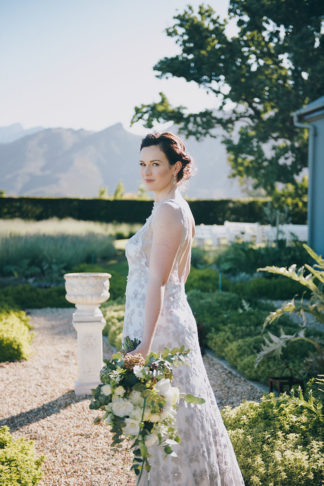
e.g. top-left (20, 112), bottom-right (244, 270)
top-left (129, 203), bottom-right (183, 357)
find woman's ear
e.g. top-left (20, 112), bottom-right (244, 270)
top-left (175, 160), bottom-right (182, 174)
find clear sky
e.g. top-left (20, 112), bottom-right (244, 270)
top-left (0, 0), bottom-right (232, 134)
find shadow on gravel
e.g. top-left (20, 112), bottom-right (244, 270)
top-left (0, 390), bottom-right (91, 432)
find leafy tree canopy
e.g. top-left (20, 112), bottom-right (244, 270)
top-left (131, 0), bottom-right (324, 195)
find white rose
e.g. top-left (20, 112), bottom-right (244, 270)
top-left (129, 390), bottom-right (144, 407)
top-left (124, 417), bottom-right (140, 436)
top-left (129, 407), bottom-right (143, 421)
top-left (155, 378), bottom-right (172, 396)
top-left (145, 433), bottom-right (158, 447)
top-left (160, 405), bottom-right (177, 421)
top-left (164, 386), bottom-right (180, 407)
top-left (101, 384), bottom-right (112, 396)
top-left (133, 365), bottom-right (145, 379)
top-left (111, 398), bottom-right (134, 417)
top-left (114, 386), bottom-right (125, 397)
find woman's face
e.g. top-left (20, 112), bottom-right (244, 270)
top-left (139, 145), bottom-right (177, 192)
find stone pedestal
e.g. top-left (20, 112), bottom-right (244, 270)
top-left (64, 272), bottom-right (111, 396)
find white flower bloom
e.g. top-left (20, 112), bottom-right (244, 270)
top-left (101, 384), bottom-right (112, 396)
top-left (111, 398), bottom-right (134, 417)
top-left (129, 407), bottom-right (143, 421)
top-left (155, 378), bottom-right (172, 396)
top-left (133, 365), bottom-right (145, 379)
top-left (129, 390), bottom-right (144, 407)
top-left (145, 433), bottom-right (158, 447)
top-left (114, 386), bottom-right (125, 397)
top-left (124, 417), bottom-right (140, 436)
top-left (164, 386), bottom-right (180, 407)
top-left (160, 404), bottom-right (177, 420)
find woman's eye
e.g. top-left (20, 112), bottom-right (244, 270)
top-left (153, 162), bottom-right (159, 166)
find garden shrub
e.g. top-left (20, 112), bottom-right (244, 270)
top-left (0, 233), bottom-right (116, 281)
top-left (0, 426), bottom-right (45, 485)
top-left (233, 276), bottom-right (309, 300)
top-left (0, 284), bottom-right (72, 309)
top-left (185, 267), bottom-right (308, 300)
top-left (215, 241), bottom-right (311, 276)
top-left (102, 303), bottom-right (125, 349)
top-left (0, 308), bottom-right (34, 362)
top-left (221, 388), bottom-right (324, 485)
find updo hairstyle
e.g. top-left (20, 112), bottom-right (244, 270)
top-left (140, 132), bottom-right (195, 183)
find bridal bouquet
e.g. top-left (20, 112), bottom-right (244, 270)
top-left (89, 337), bottom-right (205, 484)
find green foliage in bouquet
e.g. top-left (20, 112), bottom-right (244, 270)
top-left (221, 386), bottom-right (324, 485)
top-left (89, 339), bottom-right (205, 484)
top-left (0, 306), bottom-right (34, 362)
top-left (0, 426), bottom-right (45, 485)
top-left (256, 244), bottom-right (324, 373)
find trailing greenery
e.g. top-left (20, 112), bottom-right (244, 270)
top-left (256, 244), bottom-right (324, 376)
top-left (0, 306), bottom-right (34, 362)
top-left (0, 426), bottom-right (45, 485)
top-left (221, 386), bottom-right (324, 485)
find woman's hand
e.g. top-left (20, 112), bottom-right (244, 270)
top-left (127, 340), bottom-right (151, 359)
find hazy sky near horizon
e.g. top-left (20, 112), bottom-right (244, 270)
top-left (1, 0), bottom-right (232, 134)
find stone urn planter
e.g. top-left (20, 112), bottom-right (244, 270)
top-left (64, 272), bottom-right (111, 396)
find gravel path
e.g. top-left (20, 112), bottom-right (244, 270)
top-left (0, 308), bottom-right (264, 485)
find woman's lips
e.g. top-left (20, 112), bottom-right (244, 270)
top-left (144, 179), bottom-right (154, 182)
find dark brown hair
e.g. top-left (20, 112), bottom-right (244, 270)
top-left (140, 132), bottom-right (194, 183)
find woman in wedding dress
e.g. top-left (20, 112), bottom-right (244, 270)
top-left (122, 132), bottom-right (245, 486)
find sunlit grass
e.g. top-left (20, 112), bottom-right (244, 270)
top-left (0, 218), bottom-right (141, 238)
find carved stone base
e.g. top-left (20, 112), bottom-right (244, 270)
top-left (64, 273), bottom-right (111, 397)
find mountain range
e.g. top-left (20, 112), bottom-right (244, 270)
top-left (0, 122), bottom-right (244, 199)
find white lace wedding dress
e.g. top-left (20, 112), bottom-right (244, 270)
top-left (122, 189), bottom-right (245, 486)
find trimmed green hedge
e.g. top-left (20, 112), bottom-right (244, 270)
top-left (0, 196), bottom-right (307, 224)
top-left (221, 388), bottom-right (324, 485)
top-left (0, 426), bottom-right (45, 485)
top-left (186, 267), bottom-right (309, 300)
top-left (0, 284), bottom-right (72, 309)
top-left (0, 307), bottom-right (34, 362)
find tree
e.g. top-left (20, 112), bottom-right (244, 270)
top-left (98, 185), bottom-right (109, 199)
top-left (137, 182), bottom-right (150, 200)
top-left (114, 181), bottom-right (125, 199)
top-left (131, 1), bottom-right (324, 196)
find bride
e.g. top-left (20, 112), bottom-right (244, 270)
top-left (122, 132), bottom-right (245, 485)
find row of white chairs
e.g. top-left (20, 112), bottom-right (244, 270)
top-left (194, 221), bottom-right (308, 247)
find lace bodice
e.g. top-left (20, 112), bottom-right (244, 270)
top-left (123, 189), bottom-right (194, 342)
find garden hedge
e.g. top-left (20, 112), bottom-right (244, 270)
top-left (0, 196), bottom-right (307, 224)
top-left (221, 388), bottom-right (324, 486)
top-left (0, 426), bottom-right (45, 485)
top-left (0, 307), bottom-right (34, 362)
